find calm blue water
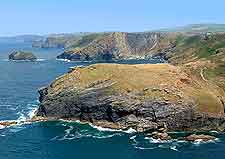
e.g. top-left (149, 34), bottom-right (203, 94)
top-left (0, 41), bottom-right (225, 159)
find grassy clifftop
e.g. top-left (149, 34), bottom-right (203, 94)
top-left (49, 63), bottom-right (224, 117)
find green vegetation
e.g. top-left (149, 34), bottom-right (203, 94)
top-left (169, 33), bottom-right (225, 97)
top-left (172, 33), bottom-right (225, 61)
top-left (158, 24), bottom-right (225, 33)
top-left (205, 64), bottom-right (225, 78)
top-left (68, 33), bottom-right (107, 49)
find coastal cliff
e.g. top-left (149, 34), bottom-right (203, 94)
top-left (36, 30), bottom-right (225, 133)
top-left (36, 63), bottom-right (225, 132)
top-left (32, 33), bottom-right (90, 48)
top-left (56, 32), bottom-right (177, 61)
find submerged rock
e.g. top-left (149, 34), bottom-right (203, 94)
top-left (185, 134), bottom-right (216, 142)
top-left (148, 132), bottom-right (171, 140)
top-left (36, 63), bottom-right (225, 132)
top-left (9, 51), bottom-right (37, 61)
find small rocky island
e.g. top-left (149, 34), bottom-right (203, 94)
top-left (9, 51), bottom-right (37, 61)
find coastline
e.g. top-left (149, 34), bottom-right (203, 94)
top-left (0, 116), bottom-right (223, 144)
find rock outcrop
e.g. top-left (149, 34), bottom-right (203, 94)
top-left (36, 63), bottom-right (225, 132)
top-left (184, 134), bottom-right (216, 142)
top-left (9, 51), bottom-right (37, 61)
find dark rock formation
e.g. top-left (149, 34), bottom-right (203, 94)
top-left (9, 51), bottom-right (37, 61)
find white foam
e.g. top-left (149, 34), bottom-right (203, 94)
top-left (123, 128), bottom-right (137, 134)
top-left (170, 145), bottom-right (178, 151)
top-left (91, 133), bottom-right (121, 139)
top-left (193, 138), bottom-right (219, 145)
top-left (56, 58), bottom-right (71, 62)
top-left (193, 139), bottom-right (203, 145)
top-left (177, 140), bottom-right (187, 143)
top-left (17, 112), bottom-right (26, 122)
top-left (89, 124), bottom-right (118, 132)
top-left (60, 119), bottom-right (137, 134)
top-left (28, 107), bottom-right (38, 119)
top-left (210, 130), bottom-right (219, 134)
top-left (65, 126), bottom-right (74, 135)
top-left (0, 125), bottom-right (5, 129)
top-left (134, 146), bottom-right (156, 150)
top-left (36, 59), bottom-right (46, 62)
top-left (90, 124), bottom-right (136, 134)
top-left (130, 135), bottom-right (136, 140)
top-left (145, 137), bottom-right (174, 144)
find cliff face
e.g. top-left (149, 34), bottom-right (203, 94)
top-left (57, 32), bottom-right (177, 61)
top-left (32, 33), bottom-right (90, 48)
top-left (36, 64), bottom-right (225, 132)
top-left (36, 31), bottom-right (225, 132)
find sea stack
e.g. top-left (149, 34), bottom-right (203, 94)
top-left (9, 51), bottom-right (37, 61)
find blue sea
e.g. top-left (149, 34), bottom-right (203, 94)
top-left (0, 40), bottom-right (225, 159)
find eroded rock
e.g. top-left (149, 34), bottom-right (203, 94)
top-left (185, 134), bottom-right (216, 142)
top-left (9, 51), bottom-right (37, 61)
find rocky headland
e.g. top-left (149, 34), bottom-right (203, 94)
top-left (33, 28), bottom-right (225, 140)
top-left (9, 51), bottom-right (37, 61)
top-left (36, 63), bottom-right (225, 133)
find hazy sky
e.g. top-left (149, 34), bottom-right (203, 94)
top-left (1, 0), bottom-right (225, 36)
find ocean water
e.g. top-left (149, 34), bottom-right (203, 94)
top-left (0, 41), bottom-right (225, 159)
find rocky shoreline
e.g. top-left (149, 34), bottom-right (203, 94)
top-left (0, 116), bottom-right (221, 142)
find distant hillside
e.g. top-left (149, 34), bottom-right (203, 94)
top-left (157, 24), bottom-right (225, 33)
top-left (0, 35), bottom-right (44, 43)
top-left (57, 32), bottom-right (178, 61)
top-left (32, 32), bottom-right (91, 48)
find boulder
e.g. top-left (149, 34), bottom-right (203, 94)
top-left (154, 132), bottom-right (172, 140)
top-left (185, 134), bottom-right (216, 142)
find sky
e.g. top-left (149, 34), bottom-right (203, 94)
top-left (1, 0), bottom-right (225, 36)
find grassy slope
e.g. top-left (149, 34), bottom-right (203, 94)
top-left (169, 33), bottom-right (225, 91)
top-left (49, 64), bottom-right (224, 117)
top-left (67, 33), bottom-right (107, 49)
top-left (158, 24), bottom-right (225, 33)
